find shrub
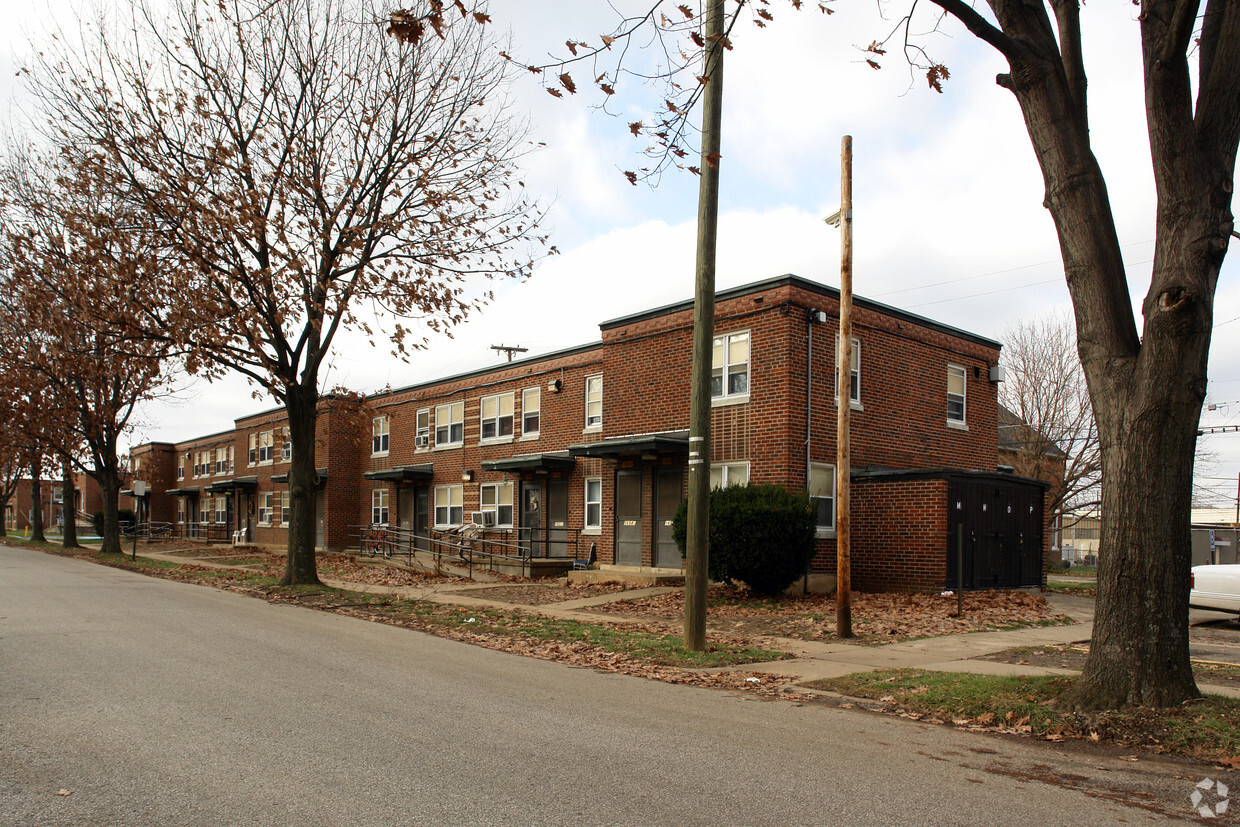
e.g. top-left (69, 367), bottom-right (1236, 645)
top-left (672, 484), bottom-right (818, 595)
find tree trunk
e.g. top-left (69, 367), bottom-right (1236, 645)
top-left (281, 384), bottom-right (321, 586)
top-left (29, 465), bottom-right (46, 544)
top-left (97, 466), bottom-right (123, 554)
top-left (61, 460), bottom-right (79, 549)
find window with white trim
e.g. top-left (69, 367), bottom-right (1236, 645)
top-left (584, 478), bottom-right (602, 531)
top-left (479, 482), bottom-right (513, 527)
top-left (258, 493), bottom-right (273, 526)
top-left (709, 462), bottom-right (749, 489)
top-left (711, 331), bottom-right (750, 400)
top-left (435, 402), bottom-right (464, 447)
top-left (480, 393), bottom-right (514, 441)
top-left (415, 409), bottom-right (431, 450)
top-left (810, 463), bottom-right (836, 533)
top-left (177, 456), bottom-right (185, 481)
top-left (215, 498), bottom-right (228, 524)
top-left (195, 450), bottom-right (210, 478)
top-left (434, 485), bottom-right (463, 527)
top-left (199, 498), bottom-right (212, 525)
top-left (176, 501), bottom-right (186, 524)
top-left (834, 334), bottom-right (861, 405)
top-left (250, 430), bottom-right (274, 464)
top-left (947, 364), bottom-right (967, 426)
top-left (277, 491), bottom-right (289, 526)
top-left (521, 387), bottom-right (540, 437)
top-left (372, 415), bottom-right (390, 456)
top-left (280, 428), bottom-right (292, 463)
top-left (372, 489), bottom-right (389, 526)
top-left (584, 374), bottom-right (603, 429)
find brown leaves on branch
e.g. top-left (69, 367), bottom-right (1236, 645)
top-left (926, 63), bottom-right (950, 93)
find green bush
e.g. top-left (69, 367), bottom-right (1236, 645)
top-left (672, 484), bottom-right (818, 595)
top-left (92, 509), bottom-right (135, 535)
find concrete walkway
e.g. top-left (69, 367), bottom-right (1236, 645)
top-left (137, 548), bottom-right (1240, 699)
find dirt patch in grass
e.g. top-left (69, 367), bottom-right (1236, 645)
top-left (453, 581), bottom-right (645, 605)
top-left (980, 641), bottom-right (1240, 691)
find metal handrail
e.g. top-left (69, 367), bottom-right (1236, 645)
top-left (350, 523), bottom-right (582, 578)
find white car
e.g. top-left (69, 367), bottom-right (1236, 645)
top-left (1190, 564), bottom-right (1240, 613)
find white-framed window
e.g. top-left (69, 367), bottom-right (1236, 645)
top-left (584, 477), bottom-right (602, 531)
top-left (947, 364), bottom-right (967, 427)
top-left (250, 431), bottom-right (274, 464)
top-left (372, 489), bottom-right (389, 526)
top-left (834, 334), bottom-right (861, 406)
top-left (177, 456), bottom-right (185, 481)
top-left (522, 387), bottom-right (540, 437)
top-left (372, 415), bottom-right (390, 456)
top-left (479, 482), bottom-right (513, 527)
top-left (584, 374), bottom-right (603, 430)
top-left (195, 450), bottom-right (210, 478)
top-left (434, 485), bottom-right (463, 527)
top-left (199, 498), bottom-right (212, 525)
top-left (248, 434), bottom-right (257, 466)
top-left (709, 462), bottom-right (749, 489)
top-left (711, 330), bottom-right (750, 400)
top-left (435, 402), bottom-right (464, 447)
top-left (480, 393), bottom-right (514, 441)
top-left (176, 501), bottom-right (186, 524)
top-left (215, 498), bottom-right (228, 524)
top-left (280, 428), bottom-right (292, 463)
top-left (278, 491), bottom-right (289, 526)
top-left (258, 493), bottom-right (273, 526)
top-left (214, 447), bottom-right (227, 475)
top-left (810, 462), bottom-right (836, 534)
top-left (415, 409), bottom-right (431, 450)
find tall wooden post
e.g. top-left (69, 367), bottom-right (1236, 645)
top-left (684, 0), bottom-right (726, 651)
top-left (836, 136), bottom-right (854, 638)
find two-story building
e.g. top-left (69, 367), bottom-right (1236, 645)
top-left (129, 274), bottom-right (1050, 592)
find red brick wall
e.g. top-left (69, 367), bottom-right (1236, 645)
top-left (846, 477), bottom-right (950, 592)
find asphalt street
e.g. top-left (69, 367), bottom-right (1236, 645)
top-left (0, 546), bottom-right (1224, 826)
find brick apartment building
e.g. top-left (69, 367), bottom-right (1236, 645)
top-left (127, 275), bottom-right (1049, 592)
top-left (4, 472), bottom-right (104, 535)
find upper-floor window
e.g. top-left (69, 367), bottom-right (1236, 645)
top-left (280, 428), bottom-right (292, 463)
top-left (371, 489), bottom-right (389, 526)
top-left (435, 402), bottom-right (464, 447)
top-left (434, 484), bottom-right (463, 527)
top-left (195, 450), bottom-right (210, 478)
top-left (585, 374), bottom-right (603, 430)
top-left (584, 478), bottom-right (602, 531)
top-left (415, 409), bottom-right (431, 450)
top-left (947, 364), bottom-right (967, 427)
top-left (479, 482), bottom-right (513, 527)
top-left (177, 456), bottom-right (185, 481)
top-left (810, 463), bottom-right (836, 533)
top-left (214, 446), bottom-right (233, 476)
top-left (480, 393), bottom-right (514, 441)
top-left (249, 430), bottom-right (274, 465)
top-left (372, 415), bottom-right (390, 456)
top-left (712, 331), bottom-right (750, 400)
top-left (834, 334), bottom-right (861, 405)
top-left (522, 387), bottom-right (540, 437)
top-left (710, 462), bottom-right (749, 489)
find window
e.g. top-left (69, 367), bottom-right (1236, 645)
top-left (372, 416), bottom-right (390, 456)
top-left (177, 456), bottom-right (185, 481)
top-left (810, 463), bottom-right (836, 533)
top-left (584, 374), bottom-right (603, 429)
top-left (947, 364), bottom-right (967, 426)
top-left (480, 393), bottom-right (514, 441)
top-left (248, 434), bottom-right (257, 466)
top-left (213, 446), bottom-right (233, 476)
top-left (711, 331), bottom-right (750, 400)
top-left (250, 431), bottom-right (274, 464)
top-left (521, 387), bottom-right (540, 437)
top-left (280, 428), bottom-right (292, 462)
top-left (195, 450), bottom-right (210, 478)
top-left (709, 462), bottom-right (749, 489)
top-left (258, 493), bottom-right (273, 526)
top-left (215, 498), bottom-right (228, 524)
top-left (434, 485), bottom-right (463, 527)
top-left (834, 334), bottom-right (861, 405)
top-left (584, 478), bottom-right (602, 531)
top-left (479, 482), bottom-right (513, 526)
top-left (277, 492), bottom-right (289, 526)
top-left (176, 501), bottom-right (186, 524)
top-left (199, 499), bottom-right (212, 525)
top-left (435, 402), bottom-right (464, 447)
top-left (415, 409), bottom-right (431, 449)
top-left (372, 489), bottom-right (389, 526)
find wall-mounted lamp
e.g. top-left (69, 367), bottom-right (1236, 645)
top-left (989, 365), bottom-right (1006, 383)
top-left (547, 378), bottom-right (563, 393)
top-left (461, 470), bottom-right (474, 482)
top-left (807, 309), bottom-right (827, 324)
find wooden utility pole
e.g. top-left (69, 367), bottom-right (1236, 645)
top-left (836, 136), bottom-right (854, 638)
top-left (684, 0), bottom-right (726, 652)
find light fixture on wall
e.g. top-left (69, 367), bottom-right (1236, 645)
top-left (461, 470), bottom-right (474, 482)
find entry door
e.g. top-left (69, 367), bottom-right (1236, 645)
top-left (522, 483), bottom-right (543, 556)
top-left (547, 481), bottom-right (569, 558)
top-left (414, 487), bottom-right (430, 551)
top-left (614, 469), bottom-right (643, 566)
top-left (654, 468), bottom-right (684, 568)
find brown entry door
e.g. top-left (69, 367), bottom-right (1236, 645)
top-left (522, 483), bottom-right (543, 556)
top-left (615, 470), bottom-right (642, 566)
top-left (547, 481), bottom-right (569, 557)
top-left (654, 468), bottom-right (683, 568)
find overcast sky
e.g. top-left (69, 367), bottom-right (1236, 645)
top-left (4, 2), bottom-right (1239, 507)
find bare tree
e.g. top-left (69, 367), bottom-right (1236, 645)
top-left (999, 314), bottom-right (1100, 526)
top-left (24, 0), bottom-right (547, 583)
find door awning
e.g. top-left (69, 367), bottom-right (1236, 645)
top-left (363, 463), bottom-right (434, 482)
top-left (481, 452), bottom-right (576, 473)
top-left (164, 486), bottom-right (200, 497)
top-left (568, 430), bottom-right (690, 459)
top-left (271, 468), bottom-right (328, 484)
top-left (205, 475), bottom-right (258, 493)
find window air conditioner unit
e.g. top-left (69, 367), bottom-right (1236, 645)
top-left (471, 510), bottom-right (497, 528)
top-left (415, 434), bottom-right (429, 448)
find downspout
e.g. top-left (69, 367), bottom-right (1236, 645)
top-left (804, 312), bottom-right (814, 594)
